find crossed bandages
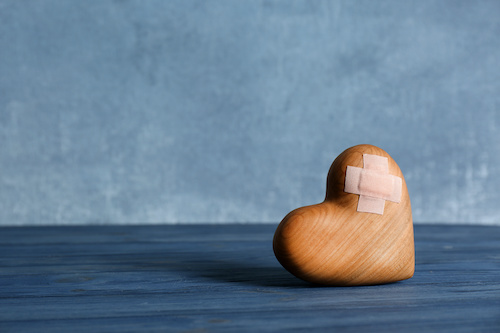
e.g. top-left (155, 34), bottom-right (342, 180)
top-left (344, 154), bottom-right (402, 215)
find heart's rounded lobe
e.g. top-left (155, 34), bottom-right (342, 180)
top-left (273, 144), bottom-right (414, 286)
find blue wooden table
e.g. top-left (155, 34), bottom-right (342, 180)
top-left (1, 224), bottom-right (499, 332)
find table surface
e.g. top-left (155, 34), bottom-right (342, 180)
top-left (1, 224), bottom-right (499, 332)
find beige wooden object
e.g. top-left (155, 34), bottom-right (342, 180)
top-left (273, 144), bottom-right (414, 286)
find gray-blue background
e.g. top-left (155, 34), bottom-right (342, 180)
top-left (1, 0), bottom-right (499, 226)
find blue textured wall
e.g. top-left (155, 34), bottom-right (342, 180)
top-left (0, 1), bottom-right (499, 226)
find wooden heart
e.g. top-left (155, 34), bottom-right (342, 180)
top-left (273, 144), bottom-right (414, 286)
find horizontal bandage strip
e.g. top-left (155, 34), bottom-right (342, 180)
top-left (345, 166), bottom-right (401, 202)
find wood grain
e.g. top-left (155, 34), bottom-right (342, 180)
top-left (0, 224), bottom-right (499, 332)
top-left (273, 144), bottom-right (414, 285)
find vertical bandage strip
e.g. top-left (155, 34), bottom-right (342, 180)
top-left (344, 154), bottom-right (402, 215)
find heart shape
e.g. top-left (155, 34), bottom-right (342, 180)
top-left (273, 144), bottom-right (414, 286)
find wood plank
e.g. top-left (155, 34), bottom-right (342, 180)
top-left (0, 224), bottom-right (499, 332)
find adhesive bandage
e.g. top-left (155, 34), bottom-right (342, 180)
top-left (344, 154), bottom-right (402, 215)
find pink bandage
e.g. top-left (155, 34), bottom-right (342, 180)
top-left (344, 154), bottom-right (402, 215)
